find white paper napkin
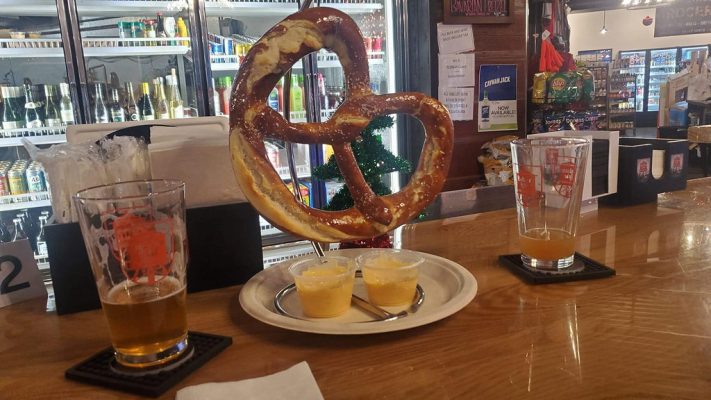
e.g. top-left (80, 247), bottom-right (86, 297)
top-left (175, 361), bottom-right (324, 400)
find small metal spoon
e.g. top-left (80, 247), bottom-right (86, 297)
top-left (350, 294), bottom-right (408, 321)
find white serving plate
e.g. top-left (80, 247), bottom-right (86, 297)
top-left (239, 249), bottom-right (478, 335)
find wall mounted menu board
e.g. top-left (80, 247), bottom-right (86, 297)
top-left (444, 0), bottom-right (512, 24)
top-left (655, 0), bottom-right (711, 37)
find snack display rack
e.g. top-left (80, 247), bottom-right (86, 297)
top-left (608, 62), bottom-right (637, 132)
top-left (582, 61), bottom-right (608, 130)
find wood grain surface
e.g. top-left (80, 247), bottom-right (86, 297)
top-left (3, 180), bottom-right (711, 399)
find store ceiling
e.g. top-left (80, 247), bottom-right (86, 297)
top-left (567, 0), bottom-right (675, 13)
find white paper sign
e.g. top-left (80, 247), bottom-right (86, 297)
top-left (438, 53), bottom-right (476, 88)
top-left (0, 239), bottom-right (47, 308)
top-left (439, 87), bottom-right (475, 121)
top-left (437, 23), bottom-right (475, 54)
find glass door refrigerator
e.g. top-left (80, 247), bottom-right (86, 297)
top-left (67, 0), bottom-right (208, 124)
top-left (0, 0), bottom-right (81, 284)
top-left (680, 45), bottom-right (709, 68)
top-left (647, 47), bottom-right (678, 112)
top-left (201, 0), bottom-right (398, 264)
top-left (618, 50), bottom-right (646, 113)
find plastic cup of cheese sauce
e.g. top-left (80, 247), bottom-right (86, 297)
top-left (356, 249), bottom-right (424, 307)
top-left (289, 256), bottom-right (356, 318)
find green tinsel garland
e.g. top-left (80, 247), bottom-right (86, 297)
top-left (312, 116), bottom-right (411, 212)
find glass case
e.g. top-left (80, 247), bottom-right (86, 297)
top-left (647, 48), bottom-right (677, 112)
top-left (71, 0), bottom-right (205, 123)
top-left (202, 0), bottom-right (398, 249)
top-left (0, 0), bottom-right (79, 282)
top-left (619, 50), bottom-right (646, 113)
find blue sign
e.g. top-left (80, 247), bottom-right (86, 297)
top-left (478, 64), bottom-right (517, 132)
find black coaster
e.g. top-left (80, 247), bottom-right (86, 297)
top-left (66, 331), bottom-right (232, 398)
top-left (498, 252), bottom-right (616, 284)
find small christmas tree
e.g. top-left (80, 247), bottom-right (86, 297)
top-left (313, 116), bottom-right (411, 212)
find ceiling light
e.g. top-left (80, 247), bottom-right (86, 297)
top-left (600, 11), bottom-right (608, 34)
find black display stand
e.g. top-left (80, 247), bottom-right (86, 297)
top-left (600, 137), bottom-right (688, 206)
top-left (47, 202), bottom-right (263, 315)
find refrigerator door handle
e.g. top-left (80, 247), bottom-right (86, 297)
top-left (62, 0), bottom-right (92, 124)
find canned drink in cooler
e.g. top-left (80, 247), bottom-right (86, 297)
top-left (8, 168), bottom-right (27, 195)
top-left (0, 165), bottom-right (10, 198)
top-left (11, 159), bottom-right (28, 169)
top-left (224, 37), bottom-right (233, 55)
top-left (26, 164), bottom-right (45, 193)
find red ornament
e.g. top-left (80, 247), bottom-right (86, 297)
top-left (339, 234), bottom-right (393, 250)
top-left (643, 16), bottom-right (653, 26)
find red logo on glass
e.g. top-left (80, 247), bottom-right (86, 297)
top-left (516, 166), bottom-right (539, 207)
top-left (106, 212), bottom-right (174, 284)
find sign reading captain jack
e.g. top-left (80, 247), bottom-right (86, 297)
top-left (478, 64), bottom-right (517, 132)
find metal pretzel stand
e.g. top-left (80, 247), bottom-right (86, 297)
top-left (283, 0), bottom-right (326, 257)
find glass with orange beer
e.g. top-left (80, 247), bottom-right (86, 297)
top-left (73, 180), bottom-right (189, 368)
top-left (511, 137), bottom-right (590, 271)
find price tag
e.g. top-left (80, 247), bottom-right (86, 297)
top-left (0, 239), bottom-right (47, 308)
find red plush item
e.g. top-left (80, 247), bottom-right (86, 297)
top-left (539, 40), bottom-right (563, 73)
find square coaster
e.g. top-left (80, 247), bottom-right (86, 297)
top-left (498, 252), bottom-right (616, 284)
top-left (65, 331), bottom-right (232, 398)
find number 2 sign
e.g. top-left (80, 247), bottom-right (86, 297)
top-left (0, 239), bottom-right (46, 308)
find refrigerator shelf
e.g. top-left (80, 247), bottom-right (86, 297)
top-left (0, 38), bottom-right (190, 58)
top-left (275, 164), bottom-right (311, 181)
top-left (210, 51), bottom-right (384, 72)
top-left (3, 0), bottom-right (190, 18)
top-left (0, 192), bottom-right (51, 212)
top-left (84, 45), bottom-right (190, 57)
top-left (77, 0), bottom-right (188, 17)
top-left (0, 128), bottom-right (66, 148)
top-left (204, 1), bottom-right (382, 17)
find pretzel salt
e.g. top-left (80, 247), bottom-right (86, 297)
top-left (229, 7), bottom-right (453, 243)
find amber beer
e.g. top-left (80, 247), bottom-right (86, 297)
top-left (101, 276), bottom-right (188, 367)
top-left (519, 228), bottom-right (576, 261)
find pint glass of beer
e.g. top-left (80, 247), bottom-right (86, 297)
top-left (73, 180), bottom-right (188, 368)
top-left (511, 137), bottom-right (590, 271)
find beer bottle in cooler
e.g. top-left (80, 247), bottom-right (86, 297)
top-left (93, 83), bottom-right (110, 123)
top-left (44, 85), bottom-right (62, 127)
top-left (59, 83), bottom-right (75, 125)
top-left (290, 75), bottom-right (303, 113)
top-left (109, 88), bottom-right (126, 122)
top-left (11, 217), bottom-right (27, 242)
top-left (124, 82), bottom-right (140, 121)
top-left (24, 84), bottom-right (43, 128)
top-left (35, 215), bottom-right (48, 258)
top-left (156, 80), bottom-right (170, 120)
top-left (140, 82), bottom-right (155, 120)
top-left (1, 86), bottom-right (23, 130)
top-left (168, 71), bottom-right (184, 118)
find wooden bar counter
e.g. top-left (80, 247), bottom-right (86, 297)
top-left (2, 179), bottom-right (711, 399)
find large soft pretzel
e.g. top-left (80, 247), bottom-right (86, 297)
top-left (229, 7), bottom-right (453, 243)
